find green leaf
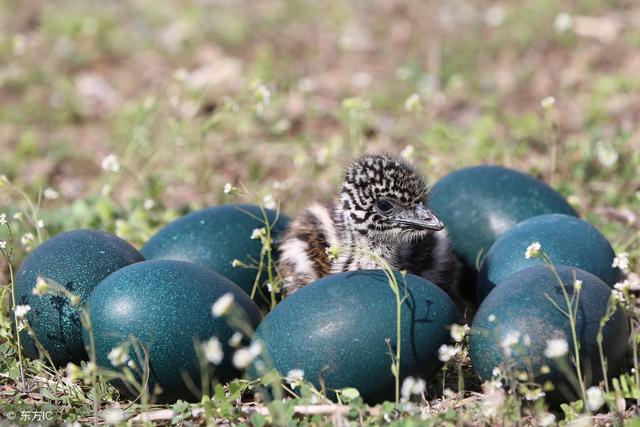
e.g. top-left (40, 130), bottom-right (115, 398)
top-left (339, 387), bottom-right (360, 401)
top-left (250, 412), bottom-right (266, 427)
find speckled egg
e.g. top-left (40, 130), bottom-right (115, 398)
top-left (470, 265), bottom-right (628, 404)
top-left (84, 259), bottom-right (262, 403)
top-left (141, 204), bottom-right (290, 297)
top-left (254, 270), bottom-right (460, 403)
top-left (429, 166), bottom-right (577, 271)
top-left (477, 214), bottom-right (620, 302)
top-left (14, 229), bottom-right (144, 366)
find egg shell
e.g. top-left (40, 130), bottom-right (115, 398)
top-left (477, 214), bottom-right (620, 302)
top-left (429, 166), bottom-right (577, 271)
top-left (470, 265), bottom-right (628, 404)
top-left (141, 204), bottom-right (289, 297)
top-left (14, 229), bottom-right (144, 366)
top-left (254, 270), bottom-right (460, 403)
top-left (84, 259), bottom-right (262, 403)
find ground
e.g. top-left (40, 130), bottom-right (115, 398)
top-left (1, 0), bottom-right (640, 425)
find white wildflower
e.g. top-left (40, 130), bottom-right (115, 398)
top-left (596, 142), bottom-right (618, 168)
top-left (232, 341), bottom-right (262, 369)
top-left (586, 386), bottom-right (605, 411)
top-left (107, 345), bottom-right (129, 367)
top-left (404, 94), bottom-right (422, 113)
top-left (488, 314), bottom-right (496, 322)
top-left (481, 380), bottom-right (505, 417)
top-left (614, 280), bottom-right (630, 292)
top-left (21, 232), bottom-right (35, 248)
top-left (612, 289), bottom-right (625, 302)
top-left (223, 183), bottom-right (234, 194)
top-left (540, 96), bottom-right (556, 110)
top-left (0, 241), bottom-right (6, 250)
top-left (525, 242), bottom-right (541, 259)
top-left (66, 362), bottom-right (82, 381)
top-left (492, 367), bottom-right (502, 378)
top-left (101, 154), bottom-right (121, 173)
top-left (438, 344), bottom-right (460, 362)
top-left (538, 412), bottom-right (556, 427)
top-left (401, 376), bottom-right (426, 399)
top-left (400, 145), bottom-right (415, 160)
top-left (202, 337), bottom-right (223, 365)
top-left (32, 277), bottom-right (49, 296)
top-left (0, 212), bottom-right (6, 225)
top-left (43, 188), bottom-right (60, 199)
top-left (250, 227), bottom-right (266, 240)
top-left (14, 304), bottom-right (31, 318)
top-left (612, 252), bottom-right (630, 272)
top-left (103, 407), bottom-right (126, 424)
top-left (36, 219), bottom-right (44, 229)
top-left (574, 279), bottom-right (583, 291)
top-left (500, 331), bottom-right (521, 356)
top-left (554, 13), bottom-right (573, 33)
top-left (143, 198), bottom-right (155, 210)
top-left (229, 332), bottom-right (243, 348)
top-left (524, 388), bottom-right (546, 401)
top-left (286, 369), bottom-right (305, 388)
top-left (212, 293), bottom-right (234, 317)
top-left (544, 338), bottom-right (569, 358)
top-left (263, 194), bottom-right (276, 209)
top-left (231, 259), bottom-right (242, 268)
top-left (127, 360), bottom-right (137, 369)
top-left (450, 324), bottom-right (470, 342)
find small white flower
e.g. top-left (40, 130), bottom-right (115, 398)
top-left (438, 344), bottom-right (460, 362)
top-left (488, 314), bottom-right (496, 322)
top-left (524, 388), bottom-right (546, 401)
top-left (223, 183), bottom-right (234, 194)
top-left (21, 232), bottom-right (35, 247)
top-left (612, 289), bottom-right (625, 302)
top-left (404, 94), bottom-right (422, 113)
top-left (103, 407), bottom-right (126, 424)
top-left (596, 142), bottom-right (618, 168)
top-left (32, 277), bottom-right (49, 296)
top-left (66, 362), bottom-right (82, 381)
top-left (481, 380), bottom-right (505, 417)
top-left (229, 332), bottom-right (243, 348)
top-left (574, 279), bottom-right (583, 291)
top-left (0, 240), bottom-right (6, 250)
top-left (0, 212), bottom-right (6, 225)
top-left (401, 376), bottom-right (426, 398)
top-left (586, 386), bottom-right (605, 411)
top-left (127, 360), bottom-right (137, 369)
top-left (14, 304), bottom-right (31, 318)
top-left (538, 412), bottom-right (556, 427)
top-left (540, 96), bottom-right (556, 110)
top-left (43, 188), bottom-right (60, 199)
top-left (400, 145), bottom-right (415, 160)
top-left (107, 345), bottom-right (129, 366)
top-left (232, 341), bottom-right (262, 369)
top-left (612, 252), bottom-right (630, 272)
top-left (250, 227), bottom-right (266, 240)
top-left (202, 337), bottom-right (224, 365)
top-left (554, 12), bottom-right (573, 33)
top-left (500, 331), bottom-right (521, 356)
top-left (231, 259), bottom-right (242, 268)
top-left (286, 368), bottom-right (305, 388)
top-left (263, 194), bottom-right (276, 210)
top-left (544, 338), bottom-right (569, 358)
top-left (525, 242), bottom-right (541, 259)
top-left (492, 367), bottom-right (502, 378)
top-left (36, 219), bottom-right (44, 229)
top-left (450, 324), bottom-right (470, 342)
top-left (212, 293), bottom-right (234, 317)
top-left (101, 154), bottom-right (121, 173)
top-left (143, 198), bottom-right (155, 210)
top-left (614, 280), bottom-right (630, 292)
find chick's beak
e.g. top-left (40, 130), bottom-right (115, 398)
top-left (392, 205), bottom-right (444, 231)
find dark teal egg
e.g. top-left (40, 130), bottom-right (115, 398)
top-left (470, 265), bottom-right (628, 404)
top-left (254, 270), bottom-right (460, 403)
top-left (141, 204), bottom-right (290, 297)
top-left (84, 260), bottom-right (262, 403)
top-left (477, 214), bottom-right (620, 302)
top-left (429, 166), bottom-right (577, 271)
top-left (14, 230), bottom-right (143, 366)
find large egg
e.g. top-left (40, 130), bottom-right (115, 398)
top-left (470, 265), bottom-right (628, 404)
top-left (84, 260), bottom-right (262, 403)
top-left (429, 166), bottom-right (577, 271)
top-left (477, 214), bottom-right (620, 302)
top-left (254, 270), bottom-right (460, 403)
top-left (141, 204), bottom-right (290, 297)
top-left (14, 229), bottom-right (144, 366)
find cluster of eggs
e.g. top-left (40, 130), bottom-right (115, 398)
top-left (14, 166), bottom-right (629, 405)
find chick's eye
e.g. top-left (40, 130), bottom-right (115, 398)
top-left (375, 200), bottom-right (394, 213)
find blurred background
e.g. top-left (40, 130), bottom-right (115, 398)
top-left (1, 0), bottom-right (639, 271)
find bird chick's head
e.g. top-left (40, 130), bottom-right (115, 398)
top-left (337, 153), bottom-right (443, 244)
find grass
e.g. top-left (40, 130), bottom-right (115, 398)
top-left (1, 0), bottom-right (640, 425)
